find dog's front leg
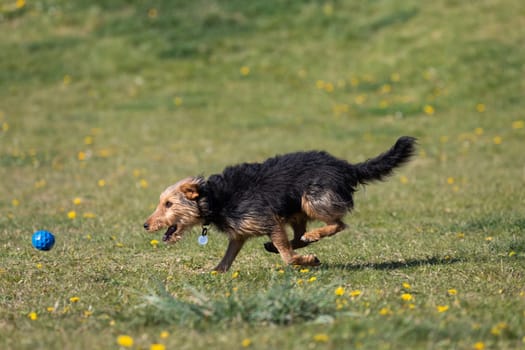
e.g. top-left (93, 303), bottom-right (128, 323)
top-left (214, 238), bottom-right (246, 272)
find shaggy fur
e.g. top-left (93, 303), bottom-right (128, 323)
top-left (144, 136), bottom-right (417, 272)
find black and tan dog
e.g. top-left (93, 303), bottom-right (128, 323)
top-left (144, 136), bottom-right (416, 272)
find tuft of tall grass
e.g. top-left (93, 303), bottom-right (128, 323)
top-left (135, 275), bottom-right (347, 328)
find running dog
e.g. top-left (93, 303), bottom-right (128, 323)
top-left (144, 136), bottom-right (416, 272)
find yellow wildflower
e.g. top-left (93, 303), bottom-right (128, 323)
top-left (150, 344), bottom-right (165, 350)
top-left (73, 197), bottom-right (82, 205)
top-left (399, 175), bottom-right (409, 184)
top-left (447, 177), bottom-right (455, 185)
top-left (83, 212), bottom-right (96, 219)
top-left (473, 342), bottom-right (485, 350)
top-left (117, 335), bottom-right (134, 348)
top-left (436, 305), bottom-right (449, 313)
top-left (12, 199), bottom-right (19, 207)
top-left (402, 282), bottom-right (411, 290)
top-left (308, 276), bottom-right (317, 283)
top-left (334, 286), bottom-right (345, 296)
top-left (349, 290), bottom-right (362, 298)
top-left (401, 293), bottom-right (413, 301)
top-left (423, 105), bottom-right (435, 115)
top-left (150, 239), bottom-right (159, 247)
top-left (493, 136), bottom-right (502, 145)
top-left (67, 211), bottom-right (77, 219)
top-left (241, 338), bottom-right (252, 347)
top-left (173, 97), bottom-right (183, 106)
top-left (474, 127), bottom-right (484, 136)
top-left (300, 268), bottom-right (309, 273)
top-left (447, 289), bottom-right (458, 296)
top-left (475, 103), bottom-right (486, 113)
top-left (512, 120), bottom-right (524, 129)
top-left (240, 66), bottom-right (250, 76)
top-left (97, 179), bottom-right (106, 187)
top-left (160, 331), bottom-right (170, 339)
top-left (313, 333), bottom-right (329, 342)
top-left (84, 136), bottom-right (93, 145)
top-left (69, 296), bottom-right (80, 303)
top-left (78, 151), bottom-right (86, 161)
top-left (139, 179), bottom-right (149, 188)
top-left (232, 271), bottom-right (240, 279)
top-left (28, 312), bottom-right (38, 320)
top-left (379, 307), bottom-right (392, 316)
top-left (148, 8), bottom-right (158, 19)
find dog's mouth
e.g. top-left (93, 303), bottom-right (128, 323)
top-left (162, 225), bottom-right (179, 243)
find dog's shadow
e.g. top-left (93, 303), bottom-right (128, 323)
top-left (322, 256), bottom-right (462, 271)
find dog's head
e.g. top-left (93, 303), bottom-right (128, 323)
top-left (143, 176), bottom-right (206, 243)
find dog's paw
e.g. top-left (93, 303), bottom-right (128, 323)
top-left (263, 241), bottom-right (279, 254)
top-left (300, 234), bottom-right (319, 243)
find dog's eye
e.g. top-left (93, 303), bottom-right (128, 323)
top-left (165, 201), bottom-right (173, 208)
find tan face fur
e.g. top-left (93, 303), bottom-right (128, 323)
top-left (143, 177), bottom-right (203, 243)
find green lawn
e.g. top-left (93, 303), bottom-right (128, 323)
top-left (1, 0), bottom-right (524, 349)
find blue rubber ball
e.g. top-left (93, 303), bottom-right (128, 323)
top-left (32, 230), bottom-right (55, 251)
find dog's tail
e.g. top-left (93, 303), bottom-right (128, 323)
top-left (354, 136), bottom-right (417, 185)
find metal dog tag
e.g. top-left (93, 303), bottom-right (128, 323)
top-left (198, 235), bottom-right (208, 245)
top-left (198, 226), bottom-right (208, 245)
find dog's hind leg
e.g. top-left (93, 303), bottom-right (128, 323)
top-left (269, 223), bottom-right (320, 266)
top-left (300, 219), bottom-right (347, 243)
top-left (214, 238), bottom-right (246, 272)
top-left (264, 215), bottom-right (310, 254)
top-left (300, 191), bottom-right (348, 243)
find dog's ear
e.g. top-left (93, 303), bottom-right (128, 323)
top-left (180, 182), bottom-right (199, 200)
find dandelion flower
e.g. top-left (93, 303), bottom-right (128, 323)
top-left (308, 276), bottom-right (317, 283)
top-left (355, 94), bottom-right (366, 105)
top-left (97, 179), bottom-right (106, 187)
top-left (12, 199), bottom-right (19, 207)
top-left (139, 179), bottom-right (149, 188)
top-left (148, 8), bottom-right (158, 19)
top-left (485, 236), bottom-right (493, 242)
top-left (47, 307), bottom-right (54, 313)
top-left (16, 0), bottom-right (26, 9)
top-left (117, 335), bottom-right (134, 348)
top-left (324, 82), bottom-right (334, 93)
top-left (399, 175), bottom-right (409, 184)
top-left (232, 271), bottom-right (240, 279)
top-left (447, 289), bottom-right (458, 296)
top-left (402, 282), bottom-right (411, 290)
top-left (436, 305), bottom-right (449, 313)
top-left (70, 296), bottom-right (80, 303)
top-left (380, 84), bottom-right (392, 94)
top-left (73, 197), bottom-right (82, 205)
top-left (323, 3), bottom-right (333, 16)
top-left (84, 136), bottom-right (93, 145)
top-left (423, 105), bottom-right (435, 115)
top-left (67, 211), bottom-right (77, 219)
top-left (313, 333), bottom-right (329, 342)
top-left (349, 290), bottom-right (362, 298)
top-left (316, 80), bottom-right (325, 89)
top-left (150, 239), bottom-right (159, 247)
top-left (160, 331), bottom-right (170, 339)
top-left (36, 263), bottom-right (43, 269)
top-left (210, 271), bottom-right (218, 276)
top-left (509, 251), bottom-right (516, 257)
top-left (173, 97), bottom-right (183, 106)
top-left (390, 72), bottom-right (401, 82)
top-left (28, 312), bottom-right (38, 320)
top-left (83, 212), bottom-right (96, 219)
top-left (473, 342), bottom-right (485, 350)
top-left (379, 307), bottom-right (392, 316)
top-left (401, 293), bottom-right (413, 301)
top-left (150, 344), bottom-right (165, 350)
top-left (241, 338), bottom-right (252, 347)
top-left (334, 286), bottom-right (345, 296)
top-left (475, 103), bottom-right (486, 113)
top-left (512, 120), bottom-right (524, 129)
top-left (474, 127), bottom-right (484, 136)
top-left (240, 66), bottom-right (250, 76)
top-left (493, 136), bottom-right (502, 145)
top-left (299, 268), bottom-right (309, 273)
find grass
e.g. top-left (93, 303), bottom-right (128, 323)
top-left (1, 0), bottom-right (524, 349)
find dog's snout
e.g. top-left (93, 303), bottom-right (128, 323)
top-left (143, 222), bottom-right (150, 230)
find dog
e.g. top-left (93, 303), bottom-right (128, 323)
top-left (144, 136), bottom-right (416, 272)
